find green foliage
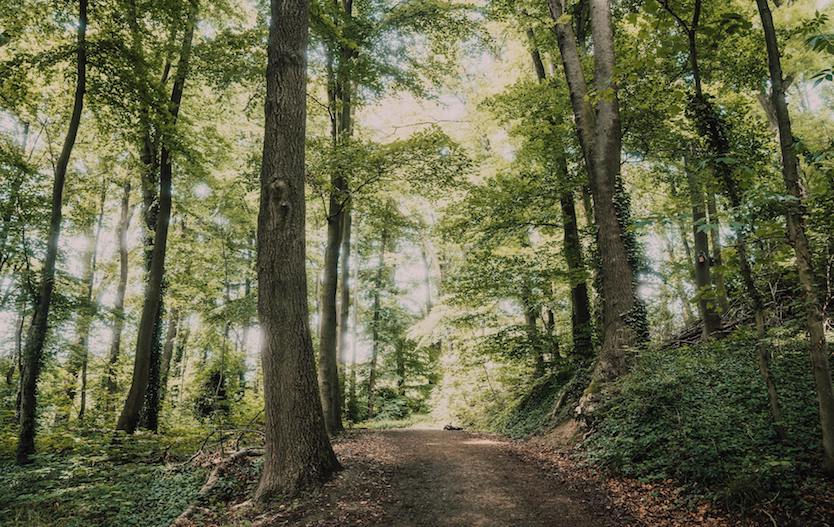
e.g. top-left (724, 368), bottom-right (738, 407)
top-left (585, 329), bottom-right (824, 508)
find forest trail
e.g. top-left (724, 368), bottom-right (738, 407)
top-left (272, 429), bottom-right (631, 527)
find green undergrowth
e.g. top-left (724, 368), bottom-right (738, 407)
top-left (487, 365), bottom-right (585, 439)
top-left (584, 327), bottom-right (828, 511)
top-left (0, 449), bottom-right (207, 526)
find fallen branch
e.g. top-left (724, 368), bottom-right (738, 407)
top-left (172, 447), bottom-right (264, 526)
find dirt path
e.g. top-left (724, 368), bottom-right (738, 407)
top-left (372, 429), bottom-right (627, 527)
top-left (252, 429), bottom-right (632, 527)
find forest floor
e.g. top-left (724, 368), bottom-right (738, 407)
top-left (189, 428), bottom-right (755, 527)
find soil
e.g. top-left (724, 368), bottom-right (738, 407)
top-left (243, 429), bottom-right (634, 527)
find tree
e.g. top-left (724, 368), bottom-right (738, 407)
top-left (117, 0), bottom-right (198, 433)
top-left (254, 0), bottom-right (340, 500)
top-left (16, 0), bottom-right (87, 464)
top-left (756, 0), bottom-right (834, 472)
top-left (547, 0), bottom-right (646, 390)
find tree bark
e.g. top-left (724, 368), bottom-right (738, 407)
top-left (684, 156), bottom-right (722, 337)
top-left (117, 3), bottom-right (196, 433)
top-left (254, 0), bottom-right (339, 500)
top-left (756, 0), bottom-right (834, 471)
top-left (106, 180), bottom-right (132, 403)
top-left (16, 0), bottom-right (87, 464)
top-left (548, 0), bottom-right (645, 388)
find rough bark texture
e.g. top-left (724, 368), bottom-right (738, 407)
top-left (684, 157), bottom-right (722, 337)
top-left (756, 0), bottom-right (834, 472)
top-left (549, 0), bottom-right (644, 389)
top-left (117, 5), bottom-right (196, 433)
top-left (318, 192), bottom-right (344, 434)
top-left (254, 0), bottom-right (340, 500)
top-left (106, 180), bottom-right (132, 402)
top-left (16, 0), bottom-right (86, 464)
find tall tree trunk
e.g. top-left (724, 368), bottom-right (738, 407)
top-left (706, 191), bottom-right (730, 312)
top-left (254, 0), bottom-right (339, 500)
top-left (548, 0), bottom-right (645, 390)
top-left (117, 4), bottom-right (196, 433)
top-left (337, 202), bottom-right (352, 420)
top-left (16, 0), bottom-right (87, 464)
top-left (318, 195), bottom-right (344, 433)
top-left (523, 289), bottom-right (545, 377)
top-left (77, 183), bottom-right (105, 420)
top-left (662, 228), bottom-right (696, 325)
top-left (395, 339), bottom-right (406, 397)
top-left (684, 156), bottom-right (722, 337)
top-left (525, 33), bottom-right (594, 359)
top-left (367, 231), bottom-right (387, 419)
top-left (757, 0), bottom-right (834, 471)
top-left (106, 180), bottom-right (132, 404)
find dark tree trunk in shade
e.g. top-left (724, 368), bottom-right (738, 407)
top-left (117, 4), bottom-right (196, 433)
top-left (16, 0), bottom-right (87, 464)
top-left (757, 0), bottom-right (834, 471)
top-left (684, 156), bottom-right (722, 337)
top-left (254, 0), bottom-right (339, 500)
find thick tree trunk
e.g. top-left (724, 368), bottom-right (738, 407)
top-left (684, 157), bottom-right (722, 337)
top-left (757, 0), bottom-right (834, 471)
top-left (16, 0), bottom-right (86, 464)
top-left (117, 5), bottom-right (196, 433)
top-left (106, 181), bottom-right (132, 403)
top-left (254, 0), bottom-right (339, 500)
top-left (549, 0), bottom-right (645, 389)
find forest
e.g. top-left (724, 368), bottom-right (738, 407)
top-left (2, 0), bottom-right (834, 525)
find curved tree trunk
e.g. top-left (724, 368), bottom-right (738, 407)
top-left (16, 0), bottom-right (87, 464)
top-left (756, 0), bottom-right (834, 472)
top-left (254, 0), bottom-right (339, 500)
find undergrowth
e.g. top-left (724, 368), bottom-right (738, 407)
top-left (584, 327), bottom-right (828, 512)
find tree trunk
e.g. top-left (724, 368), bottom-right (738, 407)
top-left (16, 0), bottom-right (86, 464)
top-left (367, 231), bottom-right (387, 419)
top-left (684, 156), bottom-right (722, 337)
top-left (254, 0), bottom-right (340, 500)
top-left (706, 191), bottom-right (730, 312)
top-left (117, 4), bottom-right (196, 433)
top-left (337, 202), bottom-right (352, 420)
top-left (158, 309), bottom-right (180, 407)
top-left (395, 340), bottom-right (406, 397)
top-left (525, 33), bottom-right (594, 359)
top-left (756, 0), bottom-right (834, 471)
top-left (106, 180), bottom-right (132, 403)
top-left (76, 181), bottom-right (106, 420)
top-left (548, 0), bottom-right (645, 389)
top-left (318, 194), bottom-right (344, 434)
top-left (661, 228), bottom-right (695, 325)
